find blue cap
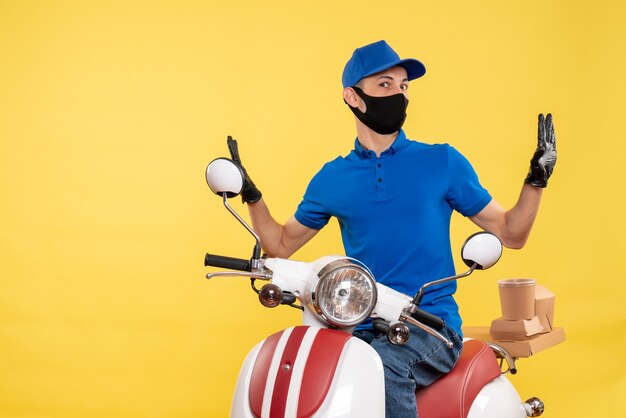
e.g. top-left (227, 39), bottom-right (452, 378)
top-left (341, 40), bottom-right (426, 88)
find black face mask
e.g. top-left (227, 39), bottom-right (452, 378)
top-left (347, 86), bottom-right (409, 135)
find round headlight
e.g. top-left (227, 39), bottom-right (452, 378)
top-left (313, 259), bottom-right (377, 327)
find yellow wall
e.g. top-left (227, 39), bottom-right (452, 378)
top-left (1, 1), bottom-right (624, 417)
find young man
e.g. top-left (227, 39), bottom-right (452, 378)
top-left (227, 40), bottom-right (557, 417)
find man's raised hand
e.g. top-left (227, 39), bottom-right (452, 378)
top-left (524, 113), bottom-right (557, 188)
top-left (227, 136), bottom-right (262, 203)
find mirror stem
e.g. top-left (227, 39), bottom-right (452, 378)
top-left (412, 263), bottom-right (477, 306)
top-left (222, 193), bottom-right (262, 266)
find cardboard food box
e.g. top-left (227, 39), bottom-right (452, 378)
top-left (490, 283), bottom-right (557, 341)
top-left (463, 326), bottom-right (566, 358)
top-left (489, 316), bottom-right (544, 340)
top-left (535, 285), bottom-right (555, 332)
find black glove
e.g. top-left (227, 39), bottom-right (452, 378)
top-left (226, 136), bottom-right (262, 203)
top-left (525, 113), bottom-right (557, 188)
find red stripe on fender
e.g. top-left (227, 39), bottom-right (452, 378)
top-left (270, 326), bottom-right (309, 418)
top-left (297, 329), bottom-right (352, 417)
top-left (249, 330), bottom-right (284, 418)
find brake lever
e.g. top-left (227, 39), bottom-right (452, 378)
top-left (205, 271), bottom-right (272, 280)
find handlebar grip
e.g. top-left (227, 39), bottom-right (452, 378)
top-left (411, 308), bottom-right (445, 330)
top-left (372, 318), bottom-right (390, 333)
top-left (204, 253), bottom-right (251, 271)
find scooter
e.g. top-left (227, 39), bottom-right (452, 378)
top-left (203, 157), bottom-right (545, 418)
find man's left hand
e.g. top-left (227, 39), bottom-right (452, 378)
top-left (525, 113), bottom-right (557, 188)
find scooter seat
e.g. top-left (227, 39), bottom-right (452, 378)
top-left (415, 339), bottom-right (502, 418)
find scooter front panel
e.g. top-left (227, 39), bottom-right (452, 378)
top-left (297, 328), bottom-right (355, 416)
top-left (230, 326), bottom-right (385, 418)
top-left (309, 336), bottom-right (385, 417)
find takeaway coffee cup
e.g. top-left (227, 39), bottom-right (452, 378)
top-left (498, 278), bottom-right (536, 320)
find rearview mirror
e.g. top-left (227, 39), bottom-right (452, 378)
top-left (413, 232), bottom-right (503, 306)
top-left (205, 158), bottom-right (244, 198)
top-left (461, 232), bottom-right (502, 270)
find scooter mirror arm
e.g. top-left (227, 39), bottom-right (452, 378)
top-left (400, 314), bottom-right (453, 349)
top-left (222, 193), bottom-right (263, 269)
top-left (411, 263), bottom-right (477, 306)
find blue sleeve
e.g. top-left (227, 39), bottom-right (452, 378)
top-left (445, 145), bottom-right (492, 217)
top-left (294, 167), bottom-right (332, 230)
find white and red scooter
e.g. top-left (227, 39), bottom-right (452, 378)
top-left (203, 157), bottom-right (545, 418)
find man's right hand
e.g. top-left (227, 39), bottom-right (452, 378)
top-left (227, 136), bottom-right (262, 204)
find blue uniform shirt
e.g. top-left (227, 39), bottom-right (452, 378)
top-left (294, 130), bottom-right (492, 336)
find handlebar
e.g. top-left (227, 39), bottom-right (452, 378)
top-left (204, 253), bottom-right (251, 271)
top-left (411, 308), bottom-right (445, 330)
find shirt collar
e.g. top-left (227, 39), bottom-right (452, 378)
top-left (353, 129), bottom-right (409, 159)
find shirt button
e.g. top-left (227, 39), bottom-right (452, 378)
top-left (377, 178), bottom-right (382, 183)
top-left (377, 163), bottom-right (381, 168)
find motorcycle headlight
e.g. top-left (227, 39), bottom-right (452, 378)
top-left (313, 259), bottom-right (377, 327)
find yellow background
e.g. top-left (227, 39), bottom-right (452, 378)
top-left (1, 1), bottom-right (624, 417)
